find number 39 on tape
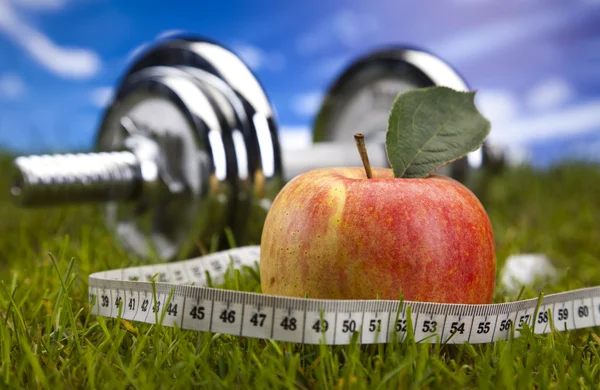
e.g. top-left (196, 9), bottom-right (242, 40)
top-left (88, 246), bottom-right (600, 345)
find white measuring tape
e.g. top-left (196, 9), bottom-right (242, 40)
top-left (89, 246), bottom-right (600, 345)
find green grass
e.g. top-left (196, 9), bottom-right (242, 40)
top-left (1, 160), bottom-right (600, 389)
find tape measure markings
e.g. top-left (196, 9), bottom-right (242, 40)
top-left (89, 246), bottom-right (600, 345)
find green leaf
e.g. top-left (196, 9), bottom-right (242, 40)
top-left (386, 86), bottom-right (491, 178)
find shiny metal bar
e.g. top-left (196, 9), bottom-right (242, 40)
top-left (11, 151), bottom-right (141, 206)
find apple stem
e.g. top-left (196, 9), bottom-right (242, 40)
top-left (354, 133), bottom-right (373, 179)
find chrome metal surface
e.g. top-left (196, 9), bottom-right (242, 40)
top-left (107, 37), bottom-right (284, 248)
top-left (11, 151), bottom-right (141, 206)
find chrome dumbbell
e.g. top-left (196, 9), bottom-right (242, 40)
top-left (10, 36), bottom-right (503, 261)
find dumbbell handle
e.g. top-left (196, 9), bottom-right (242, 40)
top-left (10, 141), bottom-right (387, 207)
top-left (11, 152), bottom-right (142, 206)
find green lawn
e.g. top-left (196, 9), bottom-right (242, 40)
top-left (1, 160), bottom-right (600, 389)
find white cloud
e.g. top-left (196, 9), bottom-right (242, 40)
top-left (475, 85), bottom-right (586, 147)
top-left (526, 77), bottom-right (574, 111)
top-left (232, 43), bottom-right (285, 72)
top-left (432, 7), bottom-right (571, 63)
top-left (296, 9), bottom-right (378, 55)
top-left (0, 73), bottom-right (26, 99)
top-left (291, 92), bottom-right (323, 117)
top-left (488, 100), bottom-right (600, 146)
top-left (0, 0), bottom-right (101, 79)
top-left (90, 86), bottom-right (113, 108)
top-left (475, 89), bottom-right (519, 123)
top-left (278, 126), bottom-right (312, 150)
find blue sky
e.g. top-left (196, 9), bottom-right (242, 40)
top-left (0, 0), bottom-right (599, 166)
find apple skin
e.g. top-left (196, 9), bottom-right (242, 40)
top-left (259, 167), bottom-right (496, 304)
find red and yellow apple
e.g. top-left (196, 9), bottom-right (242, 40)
top-left (259, 167), bottom-right (496, 304)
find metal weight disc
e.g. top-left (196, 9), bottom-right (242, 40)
top-left (127, 64), bottom-right (258, 251)
top-left (97, 68), bottom-right (233, 260)
top-left (312, 47), bottom-right (478, 182)
top-left (96, 37), bottom-right (284, 259)
top-left (126, 37), bottom-right (284, 246)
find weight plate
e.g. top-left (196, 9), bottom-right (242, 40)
top-left (98, 68), bottom-right (233, 260)
top-left (95, 37), bottom-right (285, 257)
top-left (312, 47), bottom-right (475, 181)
